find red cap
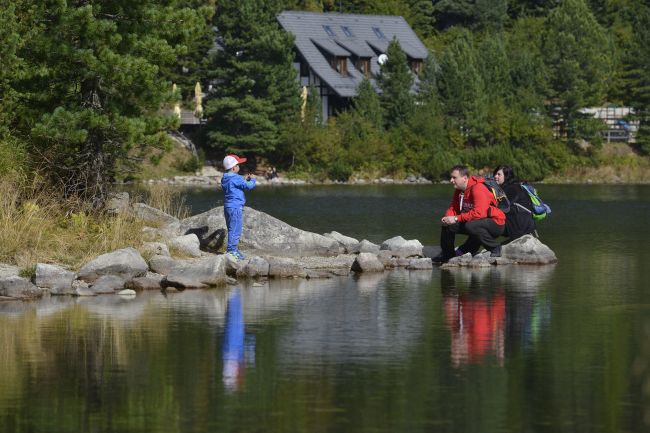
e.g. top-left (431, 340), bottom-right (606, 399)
top-left (223, 154), bottom-right (247, 170)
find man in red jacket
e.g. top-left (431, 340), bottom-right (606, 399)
top-left (434, 165), bottom-right (506, 263)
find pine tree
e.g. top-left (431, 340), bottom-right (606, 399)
top-left (352, 79), bottom-right (383, 130)
top-left (476, 34), bottom-right (512, 100)
top-left (541, 0), bottom-right (611, 143)
top-left (436, 30), bottom-right (488, 144)
top-left (376, 38), bottom-right (414, 129)
top-left (623, 4), bottom-right (650, 153)
top-left (417, 52), bottom-right (440, 106)
top-left (204, 0), bottom-right (300, 155)
top-left (8, 0), bottom-right (212, 200)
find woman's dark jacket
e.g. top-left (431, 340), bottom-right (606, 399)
top-left (502, 181), bottom-right (536, 241)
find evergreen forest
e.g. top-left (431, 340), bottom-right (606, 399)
top-left (2, 0), bottom-right (650, 199)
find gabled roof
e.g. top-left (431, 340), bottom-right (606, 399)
top-left (277, 11), bottom-right (428, 98)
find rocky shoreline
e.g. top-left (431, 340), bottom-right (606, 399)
top-left (0, 195), bottom-right (557, 301)
top-left (135, 165), bottom-right (433, 187)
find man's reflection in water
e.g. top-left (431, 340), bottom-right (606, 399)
top-left (441, 268), bottom-right (552, 367)
top-left (222, 288), bottom-right (254, 392)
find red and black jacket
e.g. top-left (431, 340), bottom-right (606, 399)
top-left (444, 176), bottom-right (506, 225)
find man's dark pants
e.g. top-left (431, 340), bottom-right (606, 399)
top-left (440, 219), bottom-right (504, 258)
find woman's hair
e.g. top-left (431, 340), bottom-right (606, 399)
top-left (493, 165), bottom-right (518, 184)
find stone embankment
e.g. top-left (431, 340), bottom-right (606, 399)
top-left (0, 195), bottom-right (557, 301)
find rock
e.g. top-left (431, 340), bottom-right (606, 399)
top-left (33, 263), bottom-right (76, 295)
top-left (267, 257), bottom-right (306, 278)
top-left (396, 258), bottom-right (411, 267)
top-left (105, 192), bottom-right (130, 215)
top-left (380, 236), bottom-right (423, 258)
top-left (422, 246), bottom-right (442, 259)
top-left (502, 235), bottom-right (557, 264)
top-left (0, 264), bottom-right (20, 278)
top-left (78, 247), bottom-right (148, 283)
top-left (226, 277), bottom-right (237, 285)
top-left (296, 254), bottom-right (355, 275)
top-left (168, 234), bottom-right (202, 257)
top-left (132, 203), bottom-right (180, 228)
top-left (406, 258), bottom-right (433, 270)
top-left (351, 253), bottom-right (385, 273)
top-left (306, 270), bottom-right (332, 279)
top-left (127, 276), bottom-right (163, 291)
top-left (156, 255), bottom-right (227, 289)
top-left (118, 289), bottom-right (136, 296)
top-left (0, 276), bottom-right (44, 299)
top-left (350, 239), bottom-right (380, 254)
top-left (376, 250), bottom-right (394, 266)
top-left (236, 256), bottom-right (270, 279)
top-left (75, 287), bottom-right (96, 296)
top-left (141, 242), bottom-right (170, 258)
top-left (324, 231), bottom-right (359, 253)
top-left (91, 275), bottom-right (126, 294)
top-left (179, 206), bottom-right (339, 256)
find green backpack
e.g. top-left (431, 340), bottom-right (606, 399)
top-left (521, 184), bottom-right (551, 221)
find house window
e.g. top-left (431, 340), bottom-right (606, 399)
top-left (341, 26), bottom-right (354, 37)
top-left (409, 60), bottom-right (422, 75)
top-left (329, 56), bottom-right (348, 77)
top-left (372, 27), bottom-right (386, 39)
top-left (355, 58), bottom-right (370, 77)
top-left (323, 25), bottom-right (336, 37)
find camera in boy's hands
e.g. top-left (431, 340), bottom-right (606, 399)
top-left (246, 174), bottom-right (256, 181)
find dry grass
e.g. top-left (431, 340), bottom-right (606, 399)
top-left (139, 183), bottom-right (190, 220)
top-left (545, 154), bottom-right (650, 184)
top-left (0, 178), bottom-right (145, 271)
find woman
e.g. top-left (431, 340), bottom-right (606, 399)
top-left (493, 165), bottom-right (536, 243)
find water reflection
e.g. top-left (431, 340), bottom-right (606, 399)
top-left (222, 288), bottom-right (247, 392)
top-left (441, 266), bottom-right (554, 367)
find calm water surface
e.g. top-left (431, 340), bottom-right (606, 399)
top-left (1, 184), bottom-right (649, 433)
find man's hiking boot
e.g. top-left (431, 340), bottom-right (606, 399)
top-left (490, 244), bottom-right (502, 258)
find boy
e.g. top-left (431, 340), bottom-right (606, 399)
top-left (222, 154), bottom-right (256, 259)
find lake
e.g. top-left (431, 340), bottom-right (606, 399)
top-left (1, 184), bottom-right (649, 433)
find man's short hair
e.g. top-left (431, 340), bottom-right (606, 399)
top-left (450, 165), bottom-right (470, 178)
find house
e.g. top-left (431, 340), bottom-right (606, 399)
top-left (579, 106), bottom-right (639, 143)
top-left (277, 11), bottom-right (429, 121)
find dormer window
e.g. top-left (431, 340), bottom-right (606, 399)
top-left (323, 25), bottom-right (336, 37)
top-left (341, 26), bottom-right (354, 37)
top-left (372, 27), bottom-right (386, 39)
top-left (330, 57), bottom-right (348, 77)
top-left (409, 59), bottom-right (422, 75)
top-left (355, 58), bottom-right (370, 77)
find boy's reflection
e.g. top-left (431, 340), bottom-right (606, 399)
top-left (222, 288), bottom-right (252, 392)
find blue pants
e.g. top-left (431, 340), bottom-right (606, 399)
top-left (224, 207), bottom-right (243, 253)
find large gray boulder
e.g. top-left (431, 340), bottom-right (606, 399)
top-left (267, 257), bottom-right (307, 278)
top-left (179, 206), bottom-right (339, 257)
top-left (236, 256), bottom-right (270, 279)
top-left (0, 276), bottom-right (44, 300)
top-left (127, 274), bottom-right (164, 291)
top-left (0, 264), bottom-right (19, 278)
top-left (351, 253), bottom-right (385, 273)
top-left (105, 192), bottom-right (130, 215)
top-left (324, 231), bottom-right (359, 253)
top-left (406, 258), bottom-right (433, 270)
top-left (350, 239), bottom-right (381, 254)
top-left (150, 255), bottom-right (227, 289)
top-left (91, 275), bottom-right (126, 294)
top-left (78, 248), bottom-right (148, 283)
top-left (380, 236), bottom-right (423, 258)
top-left (502, 235), bottom-right (557, 264)
top-left (442, 235), bottom-right (557, 267)
top-left (168, 234), bottom-right (202, 257)
top-left (33, 263), bottom-right (76, 295)
top-left (140, 242), bottom-right (170, 258)
top-left (132, 203), bottom-right (181, 239)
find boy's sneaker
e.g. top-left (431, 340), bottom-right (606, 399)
top-left (226, 250), bottom-right (240, 260)
top-left (234, 251), bottom-right (246, 260)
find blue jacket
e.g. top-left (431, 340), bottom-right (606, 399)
top-left (222, 172), bottom-right (256, 208)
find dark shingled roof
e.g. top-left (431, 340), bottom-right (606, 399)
top-left (277, 11), bottom-right (428, 98)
